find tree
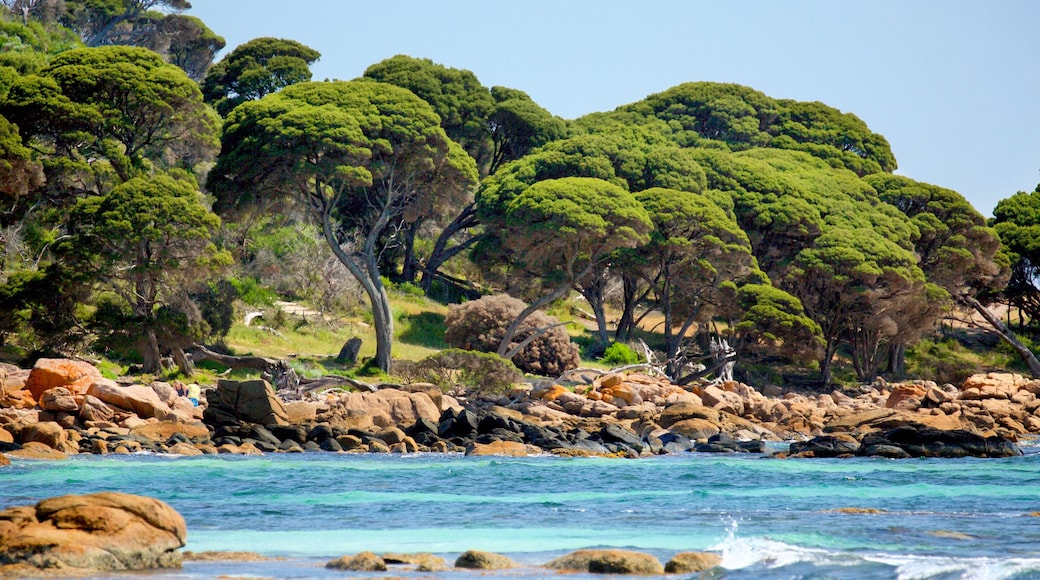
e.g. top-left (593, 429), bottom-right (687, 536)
top-left (141, 13), bottom-right (225, 81)
top-left (65, 171), bottom-right (230, 374)
top-left (633, 187), bottom-right (755, 378)
top-left (202, 37), bottom-right (320, 116)
top-left (480, 176), bottom-right (651, 360)
top-left (208, 80), bottom-right (478, 373)
top-left (1, 45), bottom-right (219, 193)
top-left (866, 173), bottom-right (1016, 375)
top-left (615, 81), bottom-right (896, 176)
top-left (60, 0), bottom-right (191, 47)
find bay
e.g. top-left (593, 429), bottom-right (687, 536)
top-left (3, 448), bottom-right (1040, 579)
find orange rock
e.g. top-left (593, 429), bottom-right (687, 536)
top-left (24, 359), bottom-right (102, 401)
top-left (464, 441), bottom-right (529, 457)
top-left (885, 384), bottom-right (927, 410)
top-left (538, 384), bottom-right (568, 402)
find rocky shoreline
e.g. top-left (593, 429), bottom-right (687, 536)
top-left (1, 359), bottom-right (1036, 462)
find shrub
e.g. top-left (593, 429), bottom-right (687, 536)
top-left (397, 349), bottom-right (522, 396)
top-left (906, 338), bottom-right (981, 385)
top-left (601, 342), bottom-right (642, 366)
top-left (444, 294), bottom-right (581, 376)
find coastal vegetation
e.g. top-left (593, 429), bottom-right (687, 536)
top-left (0, 0), bottom-right (1038, 392)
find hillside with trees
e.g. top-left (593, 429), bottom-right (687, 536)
top-left (0, 2), bottom-right (1037, 391)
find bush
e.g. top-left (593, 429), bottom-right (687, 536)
top-left (444, 294), bottom-right (581, 377)
top-left (601, 342), bottom-right (642, 366)
top-left (396, 349), bottom-right (522, 396)
top-left (906, 338), bottom-right (981, 385)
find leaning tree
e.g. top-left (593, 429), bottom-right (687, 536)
top-left (208, 80), bottom-right (478, 373)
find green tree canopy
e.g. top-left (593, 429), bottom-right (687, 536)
top-left (490, 176), bottom-right (651, 359)
top-left (209, 79), bottom-right (478, 372)
top-left (202, 36), bottom-right (319, 116)
top-left (1, 44), bottom-right (219, 194)
top-left (65, 170), bottom-right (230, 374)
top-left (601, 81), bottom-right (896, 176)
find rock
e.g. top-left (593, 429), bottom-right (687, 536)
top-left (18, 421), bottom-right (67, 450)
top-left (789, 435), bottom-right (860, 457)
top-left (668, 418), bottom-right (721, 440)
top-left (700, 385), bottom-right (744, 416)
top-left (150, 382), bottom-right (179, 405)
top-left (24, 358), bottom-right (102, 401)
top-left (325, 551), bottom-right (386, 571)
top-left (167, 442), bottom-right (203, 456)
top-left (0, 492), bottom-right (185, 574)
top-left (871, 425), bottom-right (1023, 458)
top-left (545, 549), bottom-right (664, 574)
top-left (336, 337), bottom-right (363, 366)
top-left (454, 550), bottom-right (517, 570)
top-left (88, 380), bottom-right (172, 420)
top-left (6, 441), bottom-right (66, 460)
top-left (39, 387), bottom-right (79, 413)
top-left (382, 552), bottom-right (448, 572)
top-left (129, 421), bottom-right (209, 444)
top-left (79, 394), bottom-right (116, 423)
top-left (886, 384), bottom-right (926, 410)
top-left (465, 440), bottom-right (528, 456)
top-left (284, 401), bottom-right (317, 423)
top-left (665, 551), bottom-right (722, 573)
top-left (206, 379), bottom-right (288, 426)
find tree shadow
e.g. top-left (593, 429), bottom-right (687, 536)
top-left (398, 311), bottom-right (448, 348)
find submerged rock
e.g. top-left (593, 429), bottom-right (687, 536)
top-left (665, 551), bottom-right (722, 573)
top-left (325, 551), bottom-right (387, 571)
top-left (545, 549), bottom-right (664, 574)
top-left (454, 550), bottom-right (517, 569)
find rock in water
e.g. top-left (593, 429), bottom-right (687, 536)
top-left (0, 492), bottom-right (186, 575)
top-left (666, 551), bottom-right (722, 573)
top-left (545, 549), bottom-right (664, 574)
top-left (454, 550), bottom-right (517, 569)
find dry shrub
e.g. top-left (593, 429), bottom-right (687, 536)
top-left (444, 294), bottom-right (580, 377)
top-left (398, 349), bottom-right (521, 396)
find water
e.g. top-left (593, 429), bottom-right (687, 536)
top-left (3, 448), bottom-right (1040, 579)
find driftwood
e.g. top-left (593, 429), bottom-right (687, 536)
top-left (299, 375), bottom-right (378, 393)
top-left (189, 345), bottom-right (280, 371)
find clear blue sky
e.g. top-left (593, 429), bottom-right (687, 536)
top-left (185, 0), bottom-right (1039, 216)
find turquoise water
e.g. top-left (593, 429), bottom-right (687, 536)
top-left (3, 448), bottom-right (1040, 579)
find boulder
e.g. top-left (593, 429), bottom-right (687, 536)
top-left (39, 387), bottom-right (79, 413)
top-left (789, 435), bottom-right (860, 457)
top-left (18, 421), bottom-right (67, 450)
top-left (325, 551), bottom-right (387, 571)
top-left (454, 550), bottom-right (517, 570)
top-left (88, 380), bottom-right (172, 420)
top-left (886, 384), bottom-right (927, 410)
top-left (545, 549), bottom-right (664, 574)
top-left (0, 492), bottom-right (186, 574)
top-left (6, 441), bottom-right (66, 460)
top-left (79, 395), bottom-right (116, 423)
top-left (0, 365), bottom-right (29, 395)
top-left (24, 359), bottom-right (102, 401)
top-left (665, 551), bottom-right (722, 573)
top-left (381, 552), bottom-right (448, 572)
top-left (206, 379), bottom-right (288, 426)
top-left (465, 440), bottom-right (528, 456)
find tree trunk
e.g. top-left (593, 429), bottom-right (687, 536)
top-left (887, 343), bottom-right (906, 377)
top-left (615, 274), bottom-right (640, 342)
top-left (170, 345), bottom-right (194, 377)
top-left (321, 207), bottom-right (394, 373)
top-left (139, 327), bottom-right (163, 374)
top-left (399, 220), bottom-right (419, 284)
top-left (497, 282), bottom-right (573, 359)
top-left (964, 296), bottom-right (1040, 378)
top-left (419, 202), bottom-right (480, 294)
top-left (819, 340), bottom-right (839, 387)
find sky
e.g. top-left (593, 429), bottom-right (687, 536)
top-left (184, 0), bottom-right (1040, 216)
